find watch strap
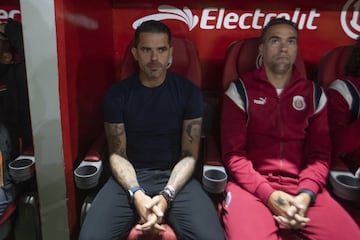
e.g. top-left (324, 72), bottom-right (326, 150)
top-left (128, 186), bottom-right (144, 203)
top-left (297, 189), bottom-right (316, 205)
top-left (160, 186), bottom-right (175, 205)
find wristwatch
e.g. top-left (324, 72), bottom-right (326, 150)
top-left (160, 186), bottom-right (175, 204)
top-left (297, 189), bottom-right (316, 205)
top-left (128, 186), bottom-right (144, 203)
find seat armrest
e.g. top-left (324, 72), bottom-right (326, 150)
top-left (83, 133), bottom-right (106, 162)
top-left (74, 133), bottom-right (107, 190)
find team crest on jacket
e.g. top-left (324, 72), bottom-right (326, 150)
top-left (292, 96), bottom-right (306, 111)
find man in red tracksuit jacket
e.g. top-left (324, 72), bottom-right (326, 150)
top-left (221, 18), bottom-right (360, 239)
top-left (327, 37), bottom-right (360, 179)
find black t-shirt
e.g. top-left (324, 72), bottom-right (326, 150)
top-left (103, 71), bottom-right (203, 170)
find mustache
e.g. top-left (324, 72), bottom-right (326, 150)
top-left (146, 62), bottom-right (163, 68)
top-left (276, 53), bottom-right (290, 58)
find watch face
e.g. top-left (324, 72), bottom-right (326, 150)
top-left (128, 189), bottom-right (134, 197)
top-left (128, 186), bottom-right (143, 198)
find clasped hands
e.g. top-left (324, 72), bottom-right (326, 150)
top-left (133, 191), bottom-right (168, 234)
top-left (267, 190), bottom-right (311, 230)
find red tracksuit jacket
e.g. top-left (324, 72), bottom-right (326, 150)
top-left (327, 76), bottom-right (360, 174)
top-left (221, 66), bottom-right (331, 203)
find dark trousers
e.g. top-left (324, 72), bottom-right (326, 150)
top-left (79, 169), bottom-right (224, 240)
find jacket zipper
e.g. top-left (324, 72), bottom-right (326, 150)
top-left (278, 94), bottom-right (284, 172)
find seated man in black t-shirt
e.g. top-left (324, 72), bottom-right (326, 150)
top-left (79, 20), bottom-right (224, 240)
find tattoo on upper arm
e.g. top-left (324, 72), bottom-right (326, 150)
top-left (185, 119), bottom-right (202, 143)
top-left (180, 150), bottom-right (192, 159)
top-left (109, 124), bottom-right (124, 138)
top-left (106, 123), bottom-right (126, 157)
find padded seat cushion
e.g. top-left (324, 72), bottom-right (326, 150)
top-left (127, 224), bottom-right (176, 240)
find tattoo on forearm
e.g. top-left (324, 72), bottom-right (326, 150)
top-left (168, 156), bottom-right (194, 189)
top-left (185, 119), bottom-right (201, 143)
top-left (276, 197), bottom-right (285, 206)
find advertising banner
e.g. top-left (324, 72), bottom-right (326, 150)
top-left (112, 0), bottom-right (360, 89)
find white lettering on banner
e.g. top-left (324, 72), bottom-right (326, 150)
top-left (341, 0), bottom-right (360, 39)
top-left (132, 5), bottom-right (199, 30)
top-left (200, 8), bottom-right (320, 30)
top-left (0, 9), bottom-right (20, 22)
top-left (133, 5), bottom-right (321, 31)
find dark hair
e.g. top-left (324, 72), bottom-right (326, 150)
top-left (345, 37), bottom-right (360, 77)
top-left (134, 20), bottom-right (171, 47)
top-left (260, 18), bottom-right (299, 43)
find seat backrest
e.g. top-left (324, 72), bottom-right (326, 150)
top-left (221, 37), bottom-right (307, 91)
top-left (120, 36), bottom-right (202, 88)
top-left (317, 45), bottom-right (353, 89)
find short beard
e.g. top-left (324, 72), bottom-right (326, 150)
top-left (269, 62), bottom-right (292, 74)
